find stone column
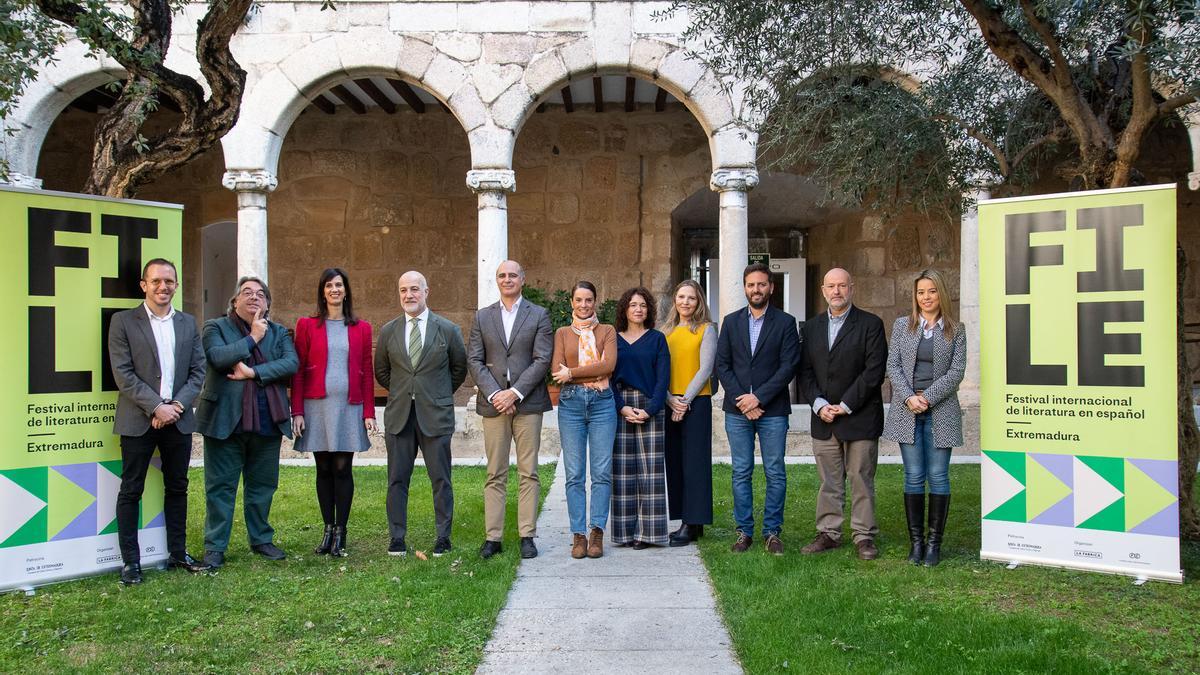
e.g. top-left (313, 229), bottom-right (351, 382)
top-left (710, 168), bottom-right (759, 320)
top-left (467, 169), bottom-right (516, 308)
top-left (1189, 121), bottom-right (1200, 191)
top-left (958, 188), bottom-right (989, 407)
top-left (221, 170), bottom-right (277, 281)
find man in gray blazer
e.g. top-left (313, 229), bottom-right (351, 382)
top-left (375, 270), bottom-right (468, 557)
top-left (108, 259), bottom-right (208, 585)
top-left (468, 261), bottom-right (553, 560)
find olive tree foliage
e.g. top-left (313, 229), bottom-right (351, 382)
top-left (673, 0), bottom-right (1199, 211)
top-left (675, 0), bottom-right (1200, 539)
top-left (0, 0), bottom-right (257, 198)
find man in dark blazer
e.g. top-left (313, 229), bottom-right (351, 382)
top-left (798, 267), bottom-right (887, 560)
top-left (195, 276), bottom-right (298, 569)
top-left (715, 263), bottom-right (800, 556)
top-left (467, 261), bottom-right (553, 560)
top-left (375, 270), bottom-right (468, 557)
top-left (108, 259), bottom-right (208, 585)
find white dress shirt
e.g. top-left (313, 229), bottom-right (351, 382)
top-left (144, 303), bottom-right (176, 400)
top-left (405, 307), bottom-right (431, 359)
top-left (492, 297), bottom-right (526, 402)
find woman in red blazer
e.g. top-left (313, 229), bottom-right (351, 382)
top-left (291, 268), bottom-right (375, 556)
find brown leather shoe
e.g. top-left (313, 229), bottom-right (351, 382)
top-left (800, 532), bottom-right (841, 555)
top-left (730, 530), bottom-right (752, 553)
top-left (587, 527), bottom-right (604, 558)
top-left (571, 533), bottom-right (587, 559)
top-left (764, 534), bottom-right (784, 556)
top-left (855, 538), bottom-right (879, 560)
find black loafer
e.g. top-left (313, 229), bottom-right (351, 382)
top-left (669, 525), bottom-right (693, 547)
top-left (119, 562), bottom-right (143, 585)
top-left (479, 540), bottom-right (502, 559)
top-left (203, 550), bottom-right (225, 569)
top-left (251, 542), bottom-right (287, 560)
top-left (388, 538), bottom-right (407, 556)
top-left (167, 552), bottom-right (211, 573)
top-left (631, 540), bottom-right (650, 550)
top-left (519, 537), bottom-right (538, 559)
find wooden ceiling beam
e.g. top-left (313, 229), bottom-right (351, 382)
top-left (329, 84), bottom-right (367, 114)
top-left (385, 78), bottom-right (426, 113)
top-left (354, 78), bottom-right (396, 113)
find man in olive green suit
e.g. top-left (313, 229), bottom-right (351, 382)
top-left (375, 271), bottom-right (468, 557)
top-left (196, 276), bottom-right (298, 569)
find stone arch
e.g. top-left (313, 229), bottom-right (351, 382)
top-left (473, 36), bottom-right (757, 172)
top-left (222, 30), bottom-right (476, 176)
top-left (4, 40), bottom-right (124, 178)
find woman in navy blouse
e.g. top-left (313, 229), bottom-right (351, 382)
top-left (610, 287), bottom-right (671, 548)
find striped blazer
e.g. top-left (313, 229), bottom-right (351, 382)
top-left (882, 316), bottom-right (967, 448)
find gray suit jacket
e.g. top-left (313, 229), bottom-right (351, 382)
top-left (374, 311), bottom-right (468, 437)
top-left (194, 316), bottom-right (299, 440)
top-left (108, 306), bottom-right (206, 436)
top-left (882, 316), bottom-right (967, 448)
top-left (467, 299), bottom-right (553, 417)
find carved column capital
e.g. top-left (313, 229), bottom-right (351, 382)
top-left (709, 168), bottom-right (759, 192)
top-left (466, 169), bottom-right (516, 193)
top-left (222, 169), bottom-right (278, 193)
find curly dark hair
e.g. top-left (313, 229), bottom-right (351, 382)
top-left (615, 287), bottom-right (656, 332)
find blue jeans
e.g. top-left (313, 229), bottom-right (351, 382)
top-left (899, 413), bottom-right (950, 495)
top-left (557, 385), bottom-right (618, 534)
top-left (725, 413), bottom-right (789, 537)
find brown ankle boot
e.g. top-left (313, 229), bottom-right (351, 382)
top-left (587, 527), bottom-right (604, 558)
top-left (571, 533), bottom-right (587, 559)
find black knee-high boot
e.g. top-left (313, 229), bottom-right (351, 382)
top-left (924, 493), bottom-right (950, 567)
top-left (904, 493), bottom-right (925, 565)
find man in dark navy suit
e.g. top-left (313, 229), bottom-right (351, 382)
top-left (715, 263), bottom-right (800, 556)
top-left (797, 268), bottom-right (887, 560)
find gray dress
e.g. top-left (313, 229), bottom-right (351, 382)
top-left (294, 320), bottom-right (370, 453)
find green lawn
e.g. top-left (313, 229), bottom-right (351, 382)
top-left (699, 464), bottom-right (1200, 674)
top-left (0, 464), bottom-right (554, 673)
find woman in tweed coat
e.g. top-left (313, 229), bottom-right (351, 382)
top-left (883, 269), bottom-right (966, 567)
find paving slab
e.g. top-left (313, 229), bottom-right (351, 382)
top-left (477, 461), bottom-right (742, 673)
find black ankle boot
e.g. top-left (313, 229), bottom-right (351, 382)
top-left (924, 494), bottom-right (950, 567)
top-left (669, 523), bottom-right (692, 547)
top-left (903, 493), bottom-right (925, 565)
top-left (314, 524), bottom-right (334, 555)
top-left (689, 524), bottom-right (704, 539)
top-left (330, 525), bottom-right (347, 557)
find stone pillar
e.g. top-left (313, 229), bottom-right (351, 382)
top-left (710, 168), bottom-right (759, 320)
top-left (0, 173), bottom-right (43, 189)
top-left (221, 170), bottom-right (277, 281)
top-left (467, 169), bottom-right (516, 308)
top-left (1189, 121), bottom-right (1200, 191)
top-left (958, 188), bottom-right (989, 407)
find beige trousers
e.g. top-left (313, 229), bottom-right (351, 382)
top-left (812, 436), bottom-right (879, 544)
top-left (482, 413), bottom-right (543, 540)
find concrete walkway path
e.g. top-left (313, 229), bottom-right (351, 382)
top-left (478, 461), bottom-right (742, 674)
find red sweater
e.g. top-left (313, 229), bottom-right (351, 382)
top-left (290, 316), bottom-right (375, 418)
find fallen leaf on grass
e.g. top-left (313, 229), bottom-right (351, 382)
top-left (414, 550), bottom-right (428, 561)
top-left (304, 621), bottom-right (315, 629)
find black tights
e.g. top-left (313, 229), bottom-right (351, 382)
top-left (314, 452), bottom-right (355, 527)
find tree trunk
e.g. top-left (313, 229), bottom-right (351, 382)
top-left (1177, 244), bottom-right (1200, 539)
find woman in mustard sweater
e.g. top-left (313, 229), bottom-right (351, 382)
top-left (551, 281), bottom-right (618, 559)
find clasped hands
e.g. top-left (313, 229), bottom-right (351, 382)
top-left (905, 393), bottom-right (930, 414)
top-left (734, 393), bottom-right (764, 421)
top-left (818, 402), bottom-right (849, 424)
top-left (667, 395), bottom-right (689, 423)
top-left (150, 400), bottom-right (184, 429)
top-left (491, 388), bottom-right (521, 415)
top-left (620, 405), bottom-right (650, 424)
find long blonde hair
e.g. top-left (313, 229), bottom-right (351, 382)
top-left (662, 280), bottom-right (712, 333)
top-left (907, 269), bottom-right (956, 341)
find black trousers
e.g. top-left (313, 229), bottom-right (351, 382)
top-left (664, 395), bottom-right (714, 525)
top-left (117, 425), bottom-right (192, 563)
top-left (384, 413), bottom-right (453, 541)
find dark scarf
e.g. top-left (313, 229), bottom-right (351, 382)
top-left (230, 313), bottom-right (289, 433)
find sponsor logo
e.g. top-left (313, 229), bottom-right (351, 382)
top-left (1073, 549), bottom-right (1102, 560)
top-left (96, 554), bottom-right (122, 565)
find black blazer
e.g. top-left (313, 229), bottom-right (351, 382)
top-left (798, 305), bottom-right (887, 441)
top-left (715, 305), bottom-right (800, 418)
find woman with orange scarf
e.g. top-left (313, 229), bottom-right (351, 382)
top-left (551, 281), bottom-right (618, 560)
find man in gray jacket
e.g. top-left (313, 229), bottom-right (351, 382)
top-left (375, 271), bottom-right (468, 557)
top-left (468, 261), bottom-right (553, 560)
top-left (108, 259), bottom-right (208, 585)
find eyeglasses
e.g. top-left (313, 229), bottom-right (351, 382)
top-left (144, 279), bottom-right (177, 288)
top-left (238, 289), bottom-right (267, 300)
